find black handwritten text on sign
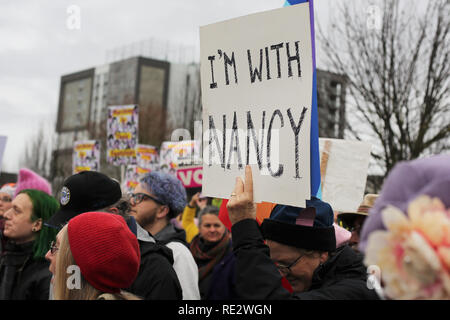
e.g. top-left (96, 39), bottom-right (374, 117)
top-left (207, 106), bottom-right (308, 179)
top-left (207, 41), bottom-right (302, 89)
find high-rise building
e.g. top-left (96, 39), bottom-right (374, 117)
top-left (52, 55), bottom-right (200, 190)
top-left (316, 69), bottom-right (347, 139)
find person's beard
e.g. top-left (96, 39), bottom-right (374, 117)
top-left (135, 207), bottom-right (158, 230)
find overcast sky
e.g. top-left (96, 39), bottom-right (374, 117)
top-left (0, 0), bottom-right (337, 173)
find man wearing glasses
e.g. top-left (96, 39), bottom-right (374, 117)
top-left (129, 171), bottom-right (200, 300)
top-left (226, 166), bottom-right (378, 299)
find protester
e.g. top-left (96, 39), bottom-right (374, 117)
top-left (182, 192), bottom-right (207, 243)
top-left (130, 171), bottom-right (201, 300)
top-left (45, 171), bottom-right (182, 300)
top-left (361, 154), bottom-right (450, 299)
top-left (0, 189), bottom-right (58, 299)
top-left (0, 183), bottom-right (15, 218)
top-left (0, 183), bottom-right (16, 252)
top-left (226, 165), bottom-right (378, 299)
top-left (50, 212), bottom-right (141, 300)
top-left (337, 194), bottom-right (379, 251)
top-left (190, 205), bottom-right (236, 299)
top-left (14, 168), bottom-right (52, 197)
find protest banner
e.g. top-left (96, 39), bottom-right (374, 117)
top-left (122, 165), bottom-right (140, 195)
top-left (106, 105), bottom-right (138, 166)
top-left (159, 140), bottom-right (201, 176)
top-left (200, 3), bottom-right (313, 206)
top-left (136, 144), bottom-right (159, 170)
top-left (0, 136), bottom-right (7, 174)
top-left (121, 145), bottom-right (158, 194)
top-left (72, 140), bottom-right (100, 174)
top-left (319, 138), bottom-right (372, 212)
top-left (177, 166), bottom-right (202, 188)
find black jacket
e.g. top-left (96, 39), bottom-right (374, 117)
top-left (128, 239), bottom-right (182, 300)
top-left (0, 241), bottom-right (51, 300)
top-left (231, 219), bottom-right (379, 300)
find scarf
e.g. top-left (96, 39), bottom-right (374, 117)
top-left (190, 230), bottom-right (231, 281)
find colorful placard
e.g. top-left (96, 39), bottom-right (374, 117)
top-left (72, 140), bottom-right (100, 174)
top-left (136, 144), bottom-right (159, 170)
top-left (107, 105), bottom-right (138, 166)
top-left (177, 166), bottom-right (203, 188)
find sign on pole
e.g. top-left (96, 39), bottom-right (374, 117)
top-left (72, 140), bottom-right (100, 174)
top-left (107, 105), bottom-right (138, 166)
top-left (136, 144), bottom-right (159, 171)
top-left (319, 138), bottom-right (372, 212)
top-left (0, 136), bottom-right (7, 174)
top-left (200, 4), bottom-right (313, 206)
top-left (122, 165), bottom-right (140, 194)
top-left (160, 140), bottom-right (201, 176)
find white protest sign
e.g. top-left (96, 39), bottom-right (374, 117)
top-left (319, 138), bottom-right (372, 212)
top-left (0, 136), bottom-right (7, 174)
top-left (200, 4), bottom-right (312, 206)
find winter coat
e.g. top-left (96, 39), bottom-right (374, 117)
top-left (195, 240), bottom-right (237, 300)
top-left (127, 223), bottom-right (182, 300)
top-left (0, 241), bottom-right (51, 300)
top-left (232, 219), bottom-right (379, 300)
top-left (155, 223), bottom-right (201, 300)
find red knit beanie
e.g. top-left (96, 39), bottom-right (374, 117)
top-left (67, 212), bottom-right (140, 293)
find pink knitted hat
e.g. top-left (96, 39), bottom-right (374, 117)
top-left (333, 223), bottom-right (351, 248)
top-left (14, 168), bottom-right (52, 197)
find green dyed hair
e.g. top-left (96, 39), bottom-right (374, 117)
top-left (19, 189), bottom-right (59, 260)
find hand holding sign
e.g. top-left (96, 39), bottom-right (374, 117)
top-left (227, 165), bottom-right (257, 225)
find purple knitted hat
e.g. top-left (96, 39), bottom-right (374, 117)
top-left (359, 154), bottom-right (450, 252)
top-left (14, 168), bottom-right (52, 197)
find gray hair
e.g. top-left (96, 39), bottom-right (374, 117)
top-left (98, 197), bottom-right (131, 217)
top-left (198, 205), bottom-right (220, 226)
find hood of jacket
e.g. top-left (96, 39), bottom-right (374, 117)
top-left (155, 222), bottom-right (187, 245)
top-left (310, 245), bottom-right (367, 289)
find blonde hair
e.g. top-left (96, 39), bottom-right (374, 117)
top-left (53, 225), bottom-right (141, 300)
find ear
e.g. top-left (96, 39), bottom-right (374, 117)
top-left (319, 252), bottom-right (329, 264)
top-left (108, 207), bottom-right (119, 215)
top-left (156, 205), bottom-right (170, 219)
top-left (33, 218), bottom-right (43, 232)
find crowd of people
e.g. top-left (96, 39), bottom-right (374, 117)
top-left (0, 153), bottom-right (449, 300)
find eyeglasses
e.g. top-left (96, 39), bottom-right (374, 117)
top-left (49, 241), bottom-right (59, 255)
top-left (128, 193), bottom-right (165, 206)
top-left (276, 253), bottom-right (306, 275)
top-left (0, 196), bottom-right (11, 202)
top-left (338, 220), bottom-right (362, 233)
